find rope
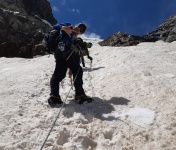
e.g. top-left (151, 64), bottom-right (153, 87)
top-left (86, 62), bottom-right (95, 97)
top-left (39, 66), bottom-right (81, 150)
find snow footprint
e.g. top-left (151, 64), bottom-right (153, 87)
top-left (73, 135), bottom-right (97, 149)
top-left (62, 106), bottom-right (74, 118)
top-left (56, 128), bottom-right (70, 145)
top-left (103, 129), bottom-right (114, 140)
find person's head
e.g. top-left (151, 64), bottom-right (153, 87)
top-left (78, 23), bottom-right (87, 34)
top-left (73, 23), bottom-right (87, 35)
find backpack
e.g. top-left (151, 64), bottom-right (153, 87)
top-left (42, 29), bottom-right (62, 54)
top-left (72, 37), bottom-right (93, 67)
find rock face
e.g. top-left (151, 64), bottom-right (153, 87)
top-left (145, 14), bottom-right (176, 43)
top-left (99, 14), bottom-right (176, 47)
top-left (98, 32), bottom-right (144, 47)
top-left (0, 0), bottom-right (57, 58)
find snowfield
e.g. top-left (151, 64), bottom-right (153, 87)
top-left (0, 39), bottom-right (176, 150)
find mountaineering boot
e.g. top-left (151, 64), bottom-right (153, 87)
top-left (74, 95), bottom-right (94, 104)
top-left (48, 96), bottom-right (63, 108)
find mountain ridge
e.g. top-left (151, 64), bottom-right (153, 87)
top-left (0, 1), bottom-right (175, 58)
top-left (99, 14), bottom-right (176, 46)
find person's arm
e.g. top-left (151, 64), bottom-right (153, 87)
top-left (53, 23), bottom-right (73, 35)
top-left (61, 26), bottom-right (73, 35)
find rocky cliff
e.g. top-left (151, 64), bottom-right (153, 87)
top-left (0, 0), bottom-right (57, 58)
top-left (99, 14), bottom-right (176, 47)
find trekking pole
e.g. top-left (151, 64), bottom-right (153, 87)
top-left (66, 51), bottom-right (74, 60)
top-left (66, 51), bottom-right (74, 90)
top-left (90, 60), bottom-right (92, 68)
top-left (70, 77), bottom-right (73, 89)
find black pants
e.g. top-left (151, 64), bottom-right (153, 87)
top-left (50, 52), bottom-right (85, 97)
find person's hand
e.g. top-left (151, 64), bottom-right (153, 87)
top-left (61, 26), bottom-right (74, 35)
top-left (87, 42), bottom-right (92, 48)
top-left (73, 27), bottom-right (81, 36)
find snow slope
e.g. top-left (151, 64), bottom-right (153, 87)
top-left (0, 39), bottom-right (176, 150)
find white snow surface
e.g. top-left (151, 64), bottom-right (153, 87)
top-left (0, 40), bottom-right (176, 150)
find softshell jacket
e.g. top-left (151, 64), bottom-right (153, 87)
top-left (53, 23), bottom-right (75, 59)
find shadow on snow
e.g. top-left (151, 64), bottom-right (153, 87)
top-left (62, 97), bottom-right (130, 122)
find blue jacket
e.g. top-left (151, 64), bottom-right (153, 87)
top-left (53, 23), bottom-right (75, 59)
top-left (53, 23), bottom-right (75, 44)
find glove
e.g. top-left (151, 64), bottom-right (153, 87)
top-left (87, 42), bottom-right (92, 48)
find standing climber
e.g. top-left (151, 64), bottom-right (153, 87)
top-left (48, 23), bottom-right (94, 107)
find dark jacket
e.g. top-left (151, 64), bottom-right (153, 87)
top-left (53, 23), bottom-right (75, 60)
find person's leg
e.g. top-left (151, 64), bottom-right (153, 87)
top-left (50, 59), bottom-right (67, 97)
top-left (66, 54), bottom-right (85, 97)
top-left (67, 53), bottom-right (94, 104)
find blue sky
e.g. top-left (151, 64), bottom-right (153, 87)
top-left (48, 0), bottom-right (176, 39)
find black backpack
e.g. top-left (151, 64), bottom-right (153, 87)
top-left (42, 30), bottom-right (62, 54)
top-left (72, 37), bottom-right (93, 67)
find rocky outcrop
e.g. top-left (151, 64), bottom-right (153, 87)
top-left (98, 32), bottom-right (144, 47)
top-left (144, 14), bottom-right (176, 42)
top-left (99, 14), bottom-right (176, 47)
top-left (0, 0), bottom-right (57, 58)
